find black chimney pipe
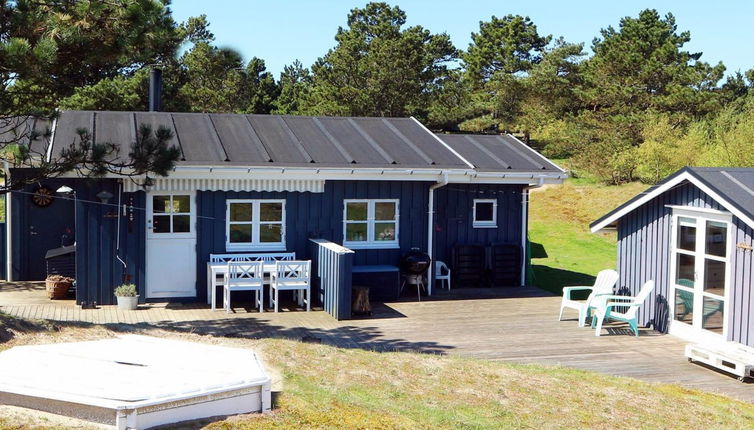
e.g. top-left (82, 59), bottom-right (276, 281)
top-left (149, 68), bottom-right (162, 112)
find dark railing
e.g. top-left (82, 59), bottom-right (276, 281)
top-left (309, 238), bottom-right (354, 320)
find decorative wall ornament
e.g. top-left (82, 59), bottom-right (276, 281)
top-left (31, 186), bottom-right (55, 207)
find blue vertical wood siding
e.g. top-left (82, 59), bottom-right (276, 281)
top-left (616, 180), bottom-right (754, 346)
top-left (9, 174), bottom-right (76, 280)
top-left (15, 176), bottom-right (528, 305)
top-left (195, 180), bottom-right (431, 302)
top-left (71, 181), bottom-right (145, 306)
top-left (432, 184), bottom-right (525, 267)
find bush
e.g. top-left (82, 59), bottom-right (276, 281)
top-left (114, 283), bottom-right (138, 297)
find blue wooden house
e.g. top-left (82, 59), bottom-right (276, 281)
top-left (4, 111), bottom-right (564, 312)
top-left (592, 167), bottom-right (754, 347)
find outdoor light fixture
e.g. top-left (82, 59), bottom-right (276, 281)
top-left (56, 185), bottom-right (74, 194)
top-left (96, 190), bottom-right (114, 204)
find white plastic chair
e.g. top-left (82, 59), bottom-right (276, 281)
top-left (224, 261), bottom-right (265, 313)
top-left (435, 261), bottom-right (451, 290)
top-left (592, 280), bottom-right (655, 337)
top-left (558, 269), bottom-right (619, 327)
top-left (270, 260), bottom-right (311, 312)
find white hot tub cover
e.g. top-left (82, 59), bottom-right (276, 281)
top-left (0, 335), bottom-right (271, 427)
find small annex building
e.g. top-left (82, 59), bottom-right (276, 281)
top-left (3, 111), bottom-right (564, 309)
top-left (592, 167), bottom-right (754, 347)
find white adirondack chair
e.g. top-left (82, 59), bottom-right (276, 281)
top-left (591, 280), bottom-right (655, 337)
top-left (559, 269), bottom-right (619, 327)
top-left (224, 261), bottom-right (265, 313)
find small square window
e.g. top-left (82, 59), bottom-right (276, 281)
top-left (473, 199), bottom-right (497, 228)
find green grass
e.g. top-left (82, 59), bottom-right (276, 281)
top-left (529, 179), bottom-right (648, 295)
top-left (1, 316), bottom-right (754, 430)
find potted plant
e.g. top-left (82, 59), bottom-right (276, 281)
top-left (114, 283), bottom-right (139, 310)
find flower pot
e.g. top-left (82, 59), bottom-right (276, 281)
top-left (46, 279), bottom-right (72, 300)
top-left (116, 295), bottom-right (139, 310)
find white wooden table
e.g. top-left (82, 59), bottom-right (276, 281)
top-left (207, 262), bottom-right (278, 311)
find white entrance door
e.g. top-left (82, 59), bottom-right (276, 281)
top-left (669, 208), bottom-right (731, 342)
top-left (146, 192), bottom-right (197, 298)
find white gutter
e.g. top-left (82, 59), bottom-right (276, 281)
top-left (83, 165), bottom-right (566, 185)
top-left (426, 171), bottom-right (449, 296)
top-left (3, 160), bottom-right (11, 281)
top-left (520, 176), bottom-right (545, 286)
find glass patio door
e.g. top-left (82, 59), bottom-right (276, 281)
top-left (670, 210), bottom-right (730, 340)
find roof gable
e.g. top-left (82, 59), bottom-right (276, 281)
top-left (590, 167), bottom-right (754, 232)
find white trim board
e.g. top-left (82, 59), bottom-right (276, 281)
top-left (590, 170), bottom-right (754, 233)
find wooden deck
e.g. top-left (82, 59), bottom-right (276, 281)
top-left (1, 282), bottom-right (752, 402)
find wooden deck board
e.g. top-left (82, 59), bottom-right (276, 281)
top-left (1, 283), bottom-right (753, 401)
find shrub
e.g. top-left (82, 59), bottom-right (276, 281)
top-left (114, 283), bottom-right (138, 297)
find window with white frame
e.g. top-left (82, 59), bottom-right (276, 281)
top-left (473, 199), bottom-right (497, 228)
top-left (343, 199), bottom-right (399, 248)
top-left (226, 199), bottom-right (285, 251)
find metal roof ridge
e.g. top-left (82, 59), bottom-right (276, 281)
top-left (506, 133), bottom-right (566, 173)
top-left (380, 118), bottom-right (434, 165)
top-left (167, 113), bottom-right (187, 161)
top-left (494, 135), bottom-right (544, 170)
top-left (90, 111), bottom-right (96, 153)
top-left (412, 118), bottom-right (475, 169)
top-left (242, 115), bottom-right (273, 162)
top-left (720, 170), bottom-right (754, 198)
top-left (461, 135), bottom-right (510, 169)
top-left (278, 116), bottom-right (314, 163)
top-left (45, 114), bottom-right (58, 163)
top-left (346, 118), bottom-right (395, 164)
top-left (311, 117), bottom-right (355, 163)
top-left (206, 114), bottom-right (230, 162)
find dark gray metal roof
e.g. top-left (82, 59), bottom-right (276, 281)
top-left (47, 111), bottom-right (478, 169)
top-left (435, 133), bottom-right (563, 172)
top-left (591, 167), bottom-right (754, 230)
top-left (0, 115), bottom-right (51, 156)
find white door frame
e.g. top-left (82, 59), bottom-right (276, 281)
top-left (145, 191), bottom-right (197, 298)
top-left (668, 206), bottom-right (732, 343)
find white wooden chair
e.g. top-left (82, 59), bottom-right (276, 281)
top-left (270, 260), bottom-right (311, 312)
top-left (435, 261), bottom-right (451, 290)
top-left (223, 261), bottom-right (265, 313)
top-left (208, 252), bottom-right (295, 310)
top-left (591, 280), bottom-right (655, 337)
top-left (558, 269), bottom-right (619, 327)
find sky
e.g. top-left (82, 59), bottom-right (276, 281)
top-left (170, 0), bottom-right (754, 78)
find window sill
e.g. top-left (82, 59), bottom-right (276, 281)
top-left (343, 242), bottom-right (400, 250)
top-left (226, 243), bottom-right (287, 252)
top-left (472, 224), bottom-right (498, 229)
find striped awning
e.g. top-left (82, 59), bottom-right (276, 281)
top-left (123, 178), bottom-right (325, 193)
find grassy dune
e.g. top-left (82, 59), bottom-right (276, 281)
top-left (1, 315), bottom-right (753, 430)
top-left (528, 180), bottom-right (647, 295)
